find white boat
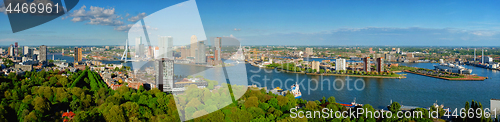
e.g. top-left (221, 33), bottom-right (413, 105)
top-left (291, 82), bottom-right (302, 99)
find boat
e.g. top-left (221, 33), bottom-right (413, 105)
top-left (338, 98), bottom-right (363, 107)
top-left (291, 82), bottom-right (302, 99)
top-left (434, 63), bottom-right (472, 74)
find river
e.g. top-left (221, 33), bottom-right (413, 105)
top-left (51, 54), bottom-right (500, 110)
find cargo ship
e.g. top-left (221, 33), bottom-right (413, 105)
top-left (434, 63), bottom-right (472, 74)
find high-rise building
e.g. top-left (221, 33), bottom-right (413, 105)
top-left (62, 49), bottom-right (64, 55)
top-left (154, 46), bottom-right (159, 59)
top-left (8, 44), bottom-right (14, 57)
top-left (305, 48), bottom-right (313, 56)
top-left (167, 36), bottom-right (173, 58)
top-left (195, 41), bottom-right (206, 64)
top-left (39, 45), bottom-right (47, 62)
top-left (396, 48), bottom-right (401, 54)
top-left (335, 58), bottom-right (346, 71)
top-left (190, 35), bottom-right (198, 57)
top-left (159, 36), bottom-right (173, 59)
top-left (15, 42), bottom-right (18, 56)
top-left (135, 37), bottom-right (144, 58)
top-left (23, 46), bottom-right (29, 55)
top-left (363, 57), bottom-right (371, 72)
top-left (74, 48), bottom-right (82, 62)
top-left (156, 58), bottom-right (174, 92)
top-left (214, 37), bottom-right (222, 61)
top-left (311, 61), bottom-right (320, 73)
top-left (376, 57), bottom-right (384, 73)
top-left (180, 47), bottom-right (189, 59)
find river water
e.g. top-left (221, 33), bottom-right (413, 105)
top-left (52, 54), bottom-right (500, 110)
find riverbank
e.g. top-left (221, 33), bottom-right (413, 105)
top-left (251, 62), bottom-right (406, 79)
top-left (404, 70), bottom-right (487, 81)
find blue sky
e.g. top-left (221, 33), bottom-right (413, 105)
top-left (0, 0), bottom-right (500, 46)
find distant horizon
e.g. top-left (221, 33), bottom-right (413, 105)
top-left (1, 0), bottom-right (500, 46)
top-left (1, 44), bottom-right (500, 48)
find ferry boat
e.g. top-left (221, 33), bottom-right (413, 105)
top-left (291, 83), bottom-right (302, 99)
top-left (434, 63), bottom-right (472, 74)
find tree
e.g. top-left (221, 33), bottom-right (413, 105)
top-left (388, 102), bottom-right (401, 113)
top-left (244, 96), bottom-right (259, 108)
top-left (328, 96), bottom-right (336, 103)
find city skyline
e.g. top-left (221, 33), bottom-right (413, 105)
top-left (1, 0), bottom-right (500, 46)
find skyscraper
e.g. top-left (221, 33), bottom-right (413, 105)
top-left (23, 46), bottom-right (29, 55)
top-left (156, 58), bottom-right (174, 92)
top-left (376, 57), bottom-right (384, 73)
top-left (311, 61), bottom-right (320, 73)
top-left (8, 44), bottom-right (14, 57)
top-left (335, 58), bottom-right (346, 71)
top-left (39, 45), bottom-right (47, 62)
top-left (363, 57), bottom-right (371, 72)
top-left (180, 47), bottom-right (189, 59)
top-left (15, 42), bottom-right (18, 56)
top-left (214, 37), bottom-right (222, 61)
top-left (159, 36), bottom-right (174, 59)
top-left (190, 35), bottom-right (198, 57)
top-left (74, 48), bottom-right (82, 62)
top-left (195, 41), bottom-right (206, 64)
top-left (135, 37), bottom-right (144, 58)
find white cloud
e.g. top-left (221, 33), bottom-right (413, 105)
top-left (0, 3), bottom-right (6, 15)
top-left (114, 24), bottom-right (158, 32)
top-left (66, 5), bottom-right (124, 26)
top-left (125, 13), bottom-right (130, 17)
top-left (127, 13), bottom-right (146, 22)
top-left (233, 28), bottom-right (241, 31)
top-left (114, 24), bottom-right (134, 31)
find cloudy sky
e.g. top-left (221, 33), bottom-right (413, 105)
top-left (0, 0), bottom-right (500, 46)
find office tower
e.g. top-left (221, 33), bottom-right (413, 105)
top-left (62, 49), bottom-right (64, 55)
top-left (8, 44), bottom-right (14, 57)
top-left (159, 36), bottom-right (174, 59)
top-left (154, 46), bottom-right (159, 59)
top-left (335, 58), bottom-right (346, 71)
top-left (74, 48), bottom-right (82, 62)
top-left (363, 57), bottom-right (371, 72)
top-left (305, 48), bottom-right (313, 56)
top-left (23, 46), bottom-right (29, 55)
top-left (26, 48), bottom-right (33, 58)
top-left (180, 47), bottom-right (189, 59)
top-left (376, 57), bottom-right (384, 73)
top-left (396, 48), bottom-right (401, 54)
top-left (311, 61), bottom-right (320, 73)
top-left (39, 45), bottom-right (47, 62)
top-left (190, 35), bottom-right (198, 57)
top-left (15, 42), bottom-right (18, 56)
top-left (195, 41), bottom-right (206, 64)
top-left (135, 37), bottom-right (143, 58)
top-left (214, 37), bottom-right (222, 61)
top-left (156, 58), bottom-right (174, 92)
top-left (167, 36), bottom-right (173, 58)
top-left (159, 36), bottom-right (167, 58)
top-left (369, 48), bottom-right (373, 53)
top-left (0, 48), bottom-right (3, 54)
